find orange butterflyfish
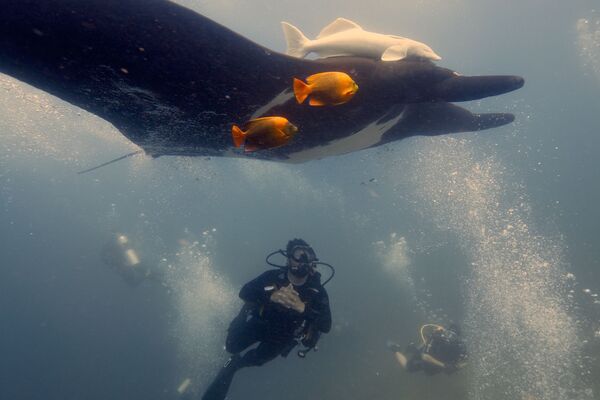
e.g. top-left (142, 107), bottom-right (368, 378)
top-left (230, 116), bottom-right (298, 152)
top-left (293, 71), bottom-right (359, 106)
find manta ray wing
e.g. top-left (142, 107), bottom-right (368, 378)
top-left (0, 0), bottom-right (312, 156)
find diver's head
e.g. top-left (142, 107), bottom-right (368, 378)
top-left (286, 238), bottom-right (317, 278)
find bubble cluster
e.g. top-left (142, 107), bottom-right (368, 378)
top-left (576, 13), bottom-right (600, 83)
top-left (0, 74), bottom-right (136, 167)
top-left (401, 137), bottom-right (591, 400)
top-left (373, 232), bottom-right (450, 322)
top-left (563, 272), bottom-right (600, 351)
top-left (165, 232), bottom-right (239, 392)
top-left (373, 232), bottom-right (413, 287)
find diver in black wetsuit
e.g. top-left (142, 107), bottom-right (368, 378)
top-left (388, 323), bottom-right (467, 375)
top-left (201, 239), bottom-right (332, 400)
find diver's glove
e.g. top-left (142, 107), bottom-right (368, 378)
top-left (270, 284), bottom-right (306, 313)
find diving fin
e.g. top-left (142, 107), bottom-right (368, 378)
top-left (201, 355), bottom-right (242, 400)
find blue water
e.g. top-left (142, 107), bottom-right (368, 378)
top-left (2, 1), bottom-right (600, 399)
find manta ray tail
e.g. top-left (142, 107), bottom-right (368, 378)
top-left (281, 21), bottom-right (310, 58)
top-left (77, 150), bottom-right (142, 174)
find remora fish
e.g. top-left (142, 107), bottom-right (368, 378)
top-left (282, 17), bottom-right (442, 61)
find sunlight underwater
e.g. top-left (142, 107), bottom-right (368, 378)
top-left (577, 11), bottom-right (600, 84)
top-left (4, 5), bottom-right (600, 398)
top-left (1, 76), bottom-right (595, 400)
top-left (396, 137), bottom-right (592, 400)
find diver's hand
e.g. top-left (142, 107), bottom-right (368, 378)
top-left (270, 284), bottom-right (306, 313)
top-left (269, 286), bottom-right (288, 306)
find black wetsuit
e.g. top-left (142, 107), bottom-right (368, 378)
top-left (201, 269), bottom-right (331, 400)
top-left (407, 329), bottom-right (467, 374)
top-left (226, 269), bottom-right (332, 367)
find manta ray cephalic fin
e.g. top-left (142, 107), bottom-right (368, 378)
top-left (317, 17), bottom-right (363, 38)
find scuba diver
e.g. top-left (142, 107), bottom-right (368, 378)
top-left (101, 233), bottom-right (157, 287)
top-left (201, 238), bottom-right (333, 400)
top-left (388, 323), bottom-right (467, 375)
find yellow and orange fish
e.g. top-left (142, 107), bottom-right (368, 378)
top-left (231, 116), bottom-right (298, 152)
top-left (293, 71), bottom-right (358, 106)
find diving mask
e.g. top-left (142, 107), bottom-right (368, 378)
top-left (288, 245), bottom-right (317, 277)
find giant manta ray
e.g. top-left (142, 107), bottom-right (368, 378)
top-left (0, 0), bottom-right (524, 163)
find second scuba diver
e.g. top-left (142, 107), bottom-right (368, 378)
top-left (201, 238), bottom-right (333, 400)
top-left (388, 323), bottom-right (467, 375)
top-left (101, 233), bottom-right (157, 287)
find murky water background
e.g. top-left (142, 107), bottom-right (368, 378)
top-left (2, 1), bottom-right (600, 399)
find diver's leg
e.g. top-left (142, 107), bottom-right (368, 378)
top-left (406, 353), bottom-right (425, 373)
top-left (394, 352), bottom-right (408, 368)
top-left (201, 340), bottom-right (286, 400)
top-left (201, 313), bottom-right (260, 400)
top-left (201, 354), bottom-right (244, 400)
top-left (239, 340), bottom-right (289, 367)
top-left (225, 309), bottom-right (260, 354)
top-left (387, 340), bottom-right (409, 368)
top-left (225, 325), bottom-right (258, 354)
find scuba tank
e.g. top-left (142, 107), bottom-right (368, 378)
top-left (116, 234), bottom-right (141, 267)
